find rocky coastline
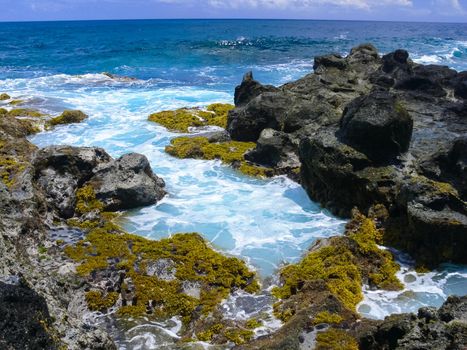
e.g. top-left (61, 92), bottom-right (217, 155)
top-left (0, 43), bottom-right (466, 349)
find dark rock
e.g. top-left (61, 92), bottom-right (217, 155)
top-left (0, 281), bottom-right (56, 350)
top-left (355, 295), bottom-right (467, 350)
top-left (34, 146), bottom-right (111, 218)
top-left (339, 90), bottom-right (413, 163)
top-left (234, 71), bottom-right (278, 107)
top-left (89, 153), bottom-right (166, 211)
top-left (313, 54), bottom-right (348, 71)
top-left (382, 49), bottom-right (410, 74)
top-left (245, 129), bottom-right (299, 169)
top-left (452, 71), bottom-right (467, 99)
top-left (228, 92), bottom-right (287, 142)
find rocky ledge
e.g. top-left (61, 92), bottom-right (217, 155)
top-left (227, 44), bottom-right (467, 268)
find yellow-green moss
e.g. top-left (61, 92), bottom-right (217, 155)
top-left (312, 311), bottom-right (344, 325)
top-left (349, 216), bottom-right (403, 291)
top-left (315, 328), bottom-right (359, 350)
top-left (8, 108), bottom-right (44, 118)
top-left (272, 242), bottom-right (362, 311)
top-left (410, 175), bottom-right (458, 197)
top-left (65, 224), bottom-right (259, 323)
top-left (165, 136), bottom-right (270, 177)
top-left (0, 93), bottom-right (10, 101)
top-left (148, 104), bottom-right (234, 132)
top-left (85, 290), bottom-right (119, 311)
top-left (0, 156), bottom-right (27, 188)
top-left (224, 328), bottom-right (254, 345)
top-left (75, 185), bottom-right (104, 215)
top-left (196, 323), bottom-right (225, 342)
top-left (272, 215), bottom-right (403, 315)
top-left (273, 302), bottom-right (295, 322)
top-left (47, 110), bottom-right (88, 127)
top-left (245, 318), bottom-right (262, 329)
top-left (8, 99), bottom-right (24, 106)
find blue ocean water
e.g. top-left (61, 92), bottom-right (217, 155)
top-left (0, 20), bottom-right (466, 326)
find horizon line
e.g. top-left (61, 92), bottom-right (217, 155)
top-left (0, 17), bottom-right (466, 25)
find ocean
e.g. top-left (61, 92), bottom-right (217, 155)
top-left (0, 19), bottom-right (466, 348)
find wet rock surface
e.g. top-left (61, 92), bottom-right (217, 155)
top-left (355, 296), bottom-right (467, 350)
top-left (227, 44), bottom-right (467, 267)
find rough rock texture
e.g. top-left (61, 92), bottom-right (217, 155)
top-left (89, 153), bottom-right (166, 211)
top-left (227, 44), bottom-right (467, 267)
top-left (0, 281), bottom-right (55, 350)
top-left (355, 296), bottom-right (467, 350)
top-left (34, 146), bottom-right (111, 218)
top-left (34, 146), bottom-right (166, 216)
top-left (0, 116), bottom-right (117, 349)
top-left (338, 90), bottom-right (413, 163)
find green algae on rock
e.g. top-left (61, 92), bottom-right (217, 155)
top-left (165, 136), bottom-right (273, 177)
top-left (148, 103), bottom-right (234, 132)
top-left (65, 187), bottom-right (259, 325)
top-left (0, 93), bottom-right (10, 100)
top-left (8, 108), bottom-right (44, 118)
top-left (316, 328), bottom-right (359, 350)
top-left (272, 212), bottom-right (402, 320)
top-left (47, 110), bottom-right (88, 127)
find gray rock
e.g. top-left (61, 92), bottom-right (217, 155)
top-left (89, 152), bottom-right (166, 211)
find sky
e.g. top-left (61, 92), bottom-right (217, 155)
top-left (0, 0), bottom-right (466, 22)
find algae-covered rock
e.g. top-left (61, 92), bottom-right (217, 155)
top-left (47, 109), bottom-right (88, 126)
top-left (65, 217), bottom-right (259, 326)
top-left (0, 93), bottom-right (10, 101)
top-left (165, 136), bottom-right (273, 177)
top-left (148, 103), bottom-right (234, 132)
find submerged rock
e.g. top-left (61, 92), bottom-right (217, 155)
top-left (47, 109), bottom-right (88, 127)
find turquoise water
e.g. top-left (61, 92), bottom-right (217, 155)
top-left (0, 20), bottom-right (466, 323)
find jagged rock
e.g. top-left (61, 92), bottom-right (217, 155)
top-left (34, 146), bottom-right (111, 218)
top-left (338, 90), bottom-right (413, 163)
top-left (234, 71), bottom-right (278, 107)
top-left (89, 153), bottom-right (166, 211)
top-left (355, 296), bottom-right (467, 350)
top-left (245, 128), bottom-right (299, 169)
top-left (34, 147), bottom-right (166, 216)
top-left (228, 44), bottom-right (467, 266)
top-left (0, 281), bottom-right (55, 349)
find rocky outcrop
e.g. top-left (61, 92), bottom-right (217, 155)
top-left (47, 110), bottom-right (88, 127)
top-left (227, 44), bottom-right (467, 267)
top-left (88, 152), bottom-right (166, 211)
top-left (34, 146), bottom-right (166, 216)
top-left (355, 296), bottom-right (467, 350)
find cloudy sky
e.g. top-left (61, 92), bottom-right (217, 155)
top-left (0, 0), bottom-right (465, 22)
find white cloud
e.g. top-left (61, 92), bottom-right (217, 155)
top-left (159, 0), bottom-right (413, 10)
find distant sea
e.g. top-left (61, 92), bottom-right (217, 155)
top-left (0, 19), bottom-right (466, 85)
top-left (1, 20), bottom-right (466, 329)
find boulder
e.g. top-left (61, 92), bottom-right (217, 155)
top-left (89, 153), bottom-right (166, 211)
top-left (48, 110), bottom-right (88, 126)
top-left (339, 90), bottom-right (413, 163)
top-left (34, 146), bottom-right (166, 216)
top-left (313, 53), bottom-right (348, 71)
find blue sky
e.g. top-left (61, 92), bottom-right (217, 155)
top-left (0, 0), bottom-right (466, 22)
